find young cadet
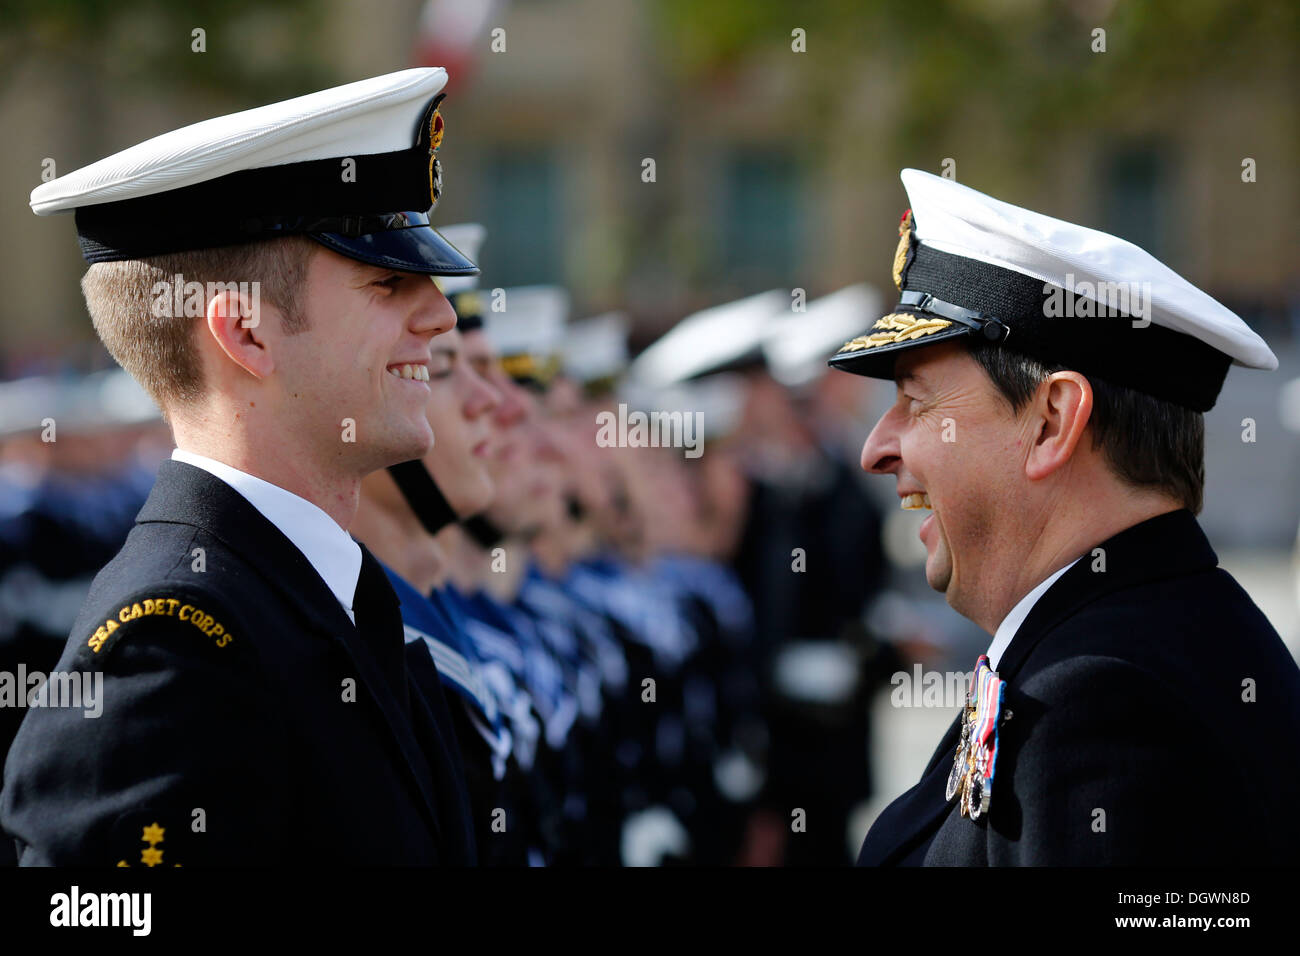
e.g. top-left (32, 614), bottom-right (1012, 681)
top-left (2, 70), bottom-right (479, 865)
top-left (839, 169), bottom-right (1300, 865)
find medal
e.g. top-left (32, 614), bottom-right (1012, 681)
top-left (947, 654), bottom-right (1006, 820)
top-left (945, 715), bottom-right (969, 801)
top-left (945, 682), bottom-right (974, 801)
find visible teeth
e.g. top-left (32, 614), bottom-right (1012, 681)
top-left (388, 364), bottom-right (429, 381)
top-left (901, 493), bottom-right (932, 511)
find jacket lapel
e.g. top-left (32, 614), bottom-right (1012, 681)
top-left (137, 461), bottom-right (445, 842)
top-left (858, 708), bottom-right (963, 865)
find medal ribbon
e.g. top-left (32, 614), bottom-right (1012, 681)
top-left (971, 655), bottom-right (1005, 789)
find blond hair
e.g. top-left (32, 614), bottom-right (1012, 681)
top-left (80, 237), bottom-right (317, 411)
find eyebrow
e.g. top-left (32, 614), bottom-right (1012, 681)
top-left (349, 260), bottom-right (399, 282)
top-left (896, 369), bottom-right (927, 389)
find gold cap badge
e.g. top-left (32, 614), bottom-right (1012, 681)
top-left (428, 109), bottom-right (445, 207)
top-left (892, 209), bottom-right (915, 290)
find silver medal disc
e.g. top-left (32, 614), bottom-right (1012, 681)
top-left (945, 748), bottom-right (965, 801)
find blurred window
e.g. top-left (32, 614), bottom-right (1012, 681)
top-left (1101, 146), bottom-right (1168, 261)
top-left (722, 153), bottom-right (803, 288)
top-left (479, 149), bottom-right (563, 286)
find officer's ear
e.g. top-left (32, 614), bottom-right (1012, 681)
top-left (205, 289), bottom-right (275, 380)
top-left (1023, 370), bottom-right (1092, 482)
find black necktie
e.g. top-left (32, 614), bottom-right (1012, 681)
top-left (349, 548), bottom-right (454, 856)
top-left (350, 547), bottom-right (411, 714)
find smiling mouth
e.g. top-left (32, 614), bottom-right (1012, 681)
top-left (901, 492), bottom-right (933, 510)
top-left (387, 363), bottom-right (430, 382)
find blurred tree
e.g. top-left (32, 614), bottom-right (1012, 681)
top-left (0, 0), bottom-right (352, 365)
top-left (656, 0), bottom-right (1300, 167)
top-left (0, 0), bottom-right (332, 101)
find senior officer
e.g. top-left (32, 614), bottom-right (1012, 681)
top-left (837, 169), bottom-right (1300, 866)
top-left (2, 69), bottom-right (480, 865)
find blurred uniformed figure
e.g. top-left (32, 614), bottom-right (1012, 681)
top-left (628, 288), bottom-right (896, 865)
top-left (3, 70), bottom-right (479, 865)
top-left (841, 169), bottom-right (1300, 865)
top-left (741, 287), bottom-right (897, 866)
top-left (604, 374), bottom-right (765, 864)
top-left (0, 369), bottom-right (165, 865)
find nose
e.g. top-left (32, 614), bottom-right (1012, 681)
top-left (464, 364), bottom-right (502, 421)
top-left (491, 372), bottom-right (529, 429)
top-left (410, 279), bottom-right (458, 341)
top-left (860, 404), bottom-right (903, 475)
top-left (532, 420), bottom-right (566, 463)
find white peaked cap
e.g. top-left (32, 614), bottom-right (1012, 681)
top-left (629, 290), bottom-right (789, 388)
top-left (563, 312), bottom-right (630, 385)
top-left (618, 373), bottom-right (746, 442)
top-left (32, 69), bottom-right (449, 214)
top-left (900, 168), bottom-right (1275, 370)
top-left (29, 68), bottom-right (478, 278)
top-left (485, 285), bottom-right (571, 357)
top-left (830, 168), bottom-right (1275, 411)
top-left (0, 369), bottom-right (161, 438)
top-left (765, 284), bottom-right (883, 387)
top-left (435, 223), bottom-right (487, 294)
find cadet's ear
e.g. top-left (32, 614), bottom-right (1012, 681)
top-left (1024, 371), bottom-right (1092, 482)
top-left (205, 289), bottom-right (274, 380)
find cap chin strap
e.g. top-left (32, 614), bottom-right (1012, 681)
top-left (461, 514), bottom-right (505, 549)
top-left (387, 459), bottom-right (511, 547)
top-left (387, 461), bottom-right (458, 535)
top-left (899, 290), bottom-right (1011, 343)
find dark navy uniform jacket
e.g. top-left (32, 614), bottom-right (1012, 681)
top-left (0, 460), bottom-right (475, 866)
top-left (858, 510), bottom-right (1300, 866)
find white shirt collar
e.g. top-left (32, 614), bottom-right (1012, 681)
top-left (171, 449), bottom-right (363, 624)
top-left (986, 557), bottom-right (1081, 670)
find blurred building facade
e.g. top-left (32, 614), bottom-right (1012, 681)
top-left (2, 0), bottom-right (1297, 545)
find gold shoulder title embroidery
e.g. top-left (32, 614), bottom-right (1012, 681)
top-left (88, 598), bottom-right (234, 653)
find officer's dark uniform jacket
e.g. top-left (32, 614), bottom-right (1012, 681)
top-left (858, 509), bottom-right (1300, 866)
top-left (1, 460), bottom-right (476, 865)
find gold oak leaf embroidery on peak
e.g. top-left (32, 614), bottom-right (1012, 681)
top-left (837, 313), bottom-right (953, 353)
